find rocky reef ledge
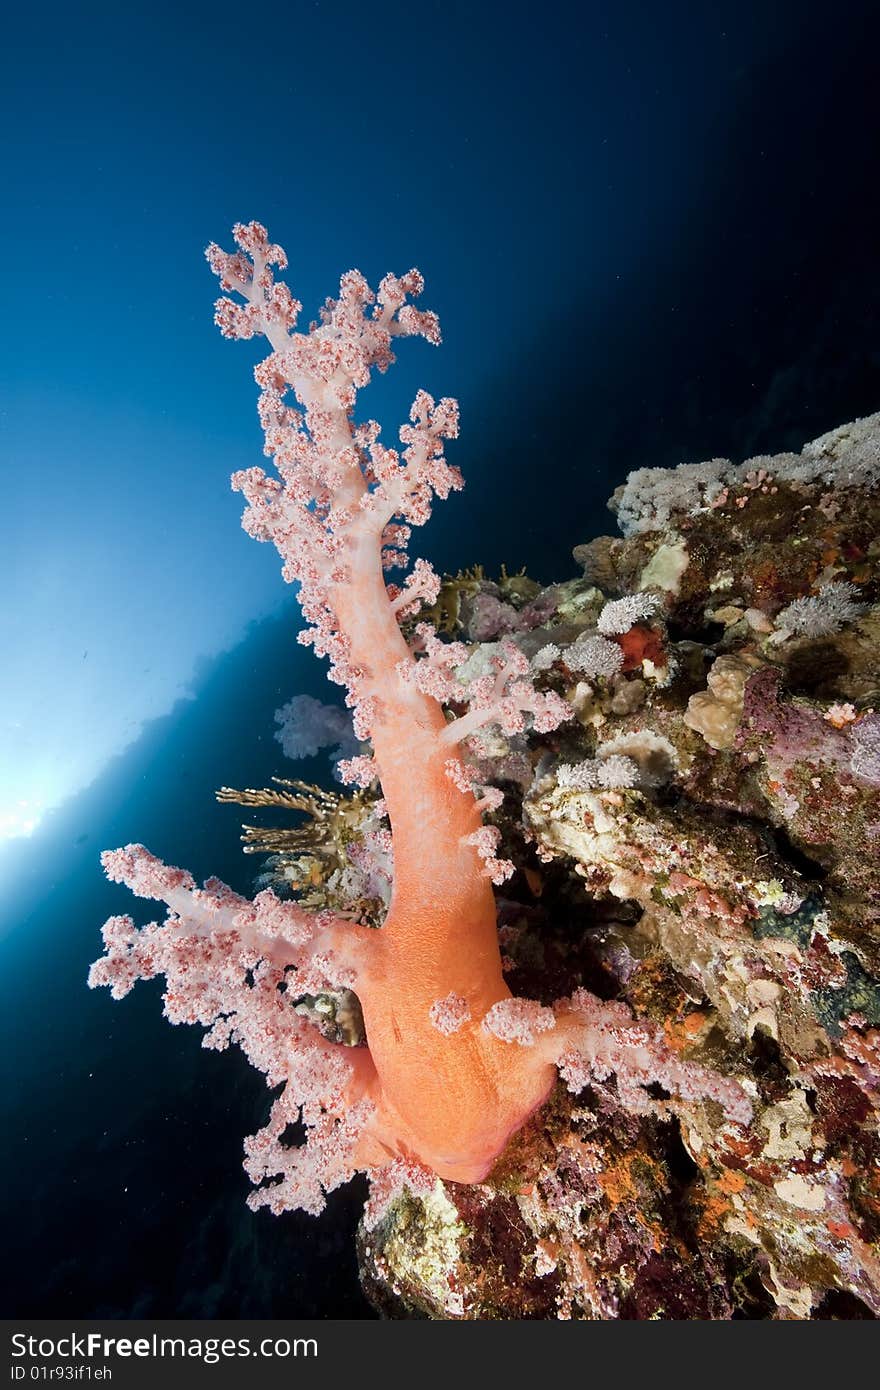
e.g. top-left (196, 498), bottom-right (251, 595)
top-left (358, 413), bottom-right (880, 1319)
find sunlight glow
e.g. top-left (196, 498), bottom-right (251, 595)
top-left (0, 798), bottom-right (45, 841)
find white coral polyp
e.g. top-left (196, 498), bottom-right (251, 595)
top-left (597, 593), bottom-right (660, 635)
top-left (775, 581), bottom-right (866, 639)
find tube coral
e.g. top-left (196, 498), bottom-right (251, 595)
top-left (90, 223), bottom-right (749, 1217)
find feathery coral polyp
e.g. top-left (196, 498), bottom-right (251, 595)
top-left (91, 223), bottom-right (748, 1216)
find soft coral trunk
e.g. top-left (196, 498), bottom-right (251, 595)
top-left (331, 538), bottom-right (555, 1180)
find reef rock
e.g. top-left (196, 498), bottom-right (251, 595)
top-left (359, 413), bottom-right (880, 1320)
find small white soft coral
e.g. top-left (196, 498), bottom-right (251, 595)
top-left (597, 592), bottom-right (660, 635)
top-left (557, 754), bottom-right (639, 791)
top-left (565, 632), bottom-right (624, 679)
top-left (774, 581), bottom-right (866, 639)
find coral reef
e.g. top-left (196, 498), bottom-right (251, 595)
top-left (89, 220), bottom-right (879, 1317)
top-left (359, 412), bottom-right (880, 1319)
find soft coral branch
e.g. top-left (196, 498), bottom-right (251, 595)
top-left (91, 844), bottom-right (367, 1040)
top-left (90, 844), bottom-right (378, 1215)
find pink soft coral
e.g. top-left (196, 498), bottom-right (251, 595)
top-left (90, 223), bottom-right (749, 1216)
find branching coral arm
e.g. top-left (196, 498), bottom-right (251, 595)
top-left (90, 844), bottom-right (384, 1215)
top-left (91, 845), bottom-right (372, 1032)
top-left (481, 993), bottom-right (751, 1126)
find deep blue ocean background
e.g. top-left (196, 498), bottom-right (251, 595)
top-left (2, 0), bottom-right (879, 1317)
